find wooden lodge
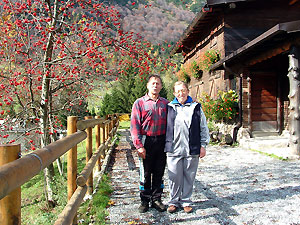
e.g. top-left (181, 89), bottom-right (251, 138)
top-left (172, 0), bottom-right (300, 155)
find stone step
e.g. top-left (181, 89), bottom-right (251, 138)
top-left (252, 131), bottom-right (279, 137)
top-left (238, 135), bottom-right (300, 159)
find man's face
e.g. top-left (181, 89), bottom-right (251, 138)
top-left (147, 77), bottom-right (162, 96)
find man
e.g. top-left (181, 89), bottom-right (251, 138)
top-left (130, 74), bottom-right (169, 213)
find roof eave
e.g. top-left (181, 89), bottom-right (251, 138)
top-left (171, 0), bottom-right (255, 56)
top-left (207, 0), bottom-right (251, 6)
top-left (210, 20), bottom-right (300, 71)
top-left (170, 10), bottom-right (209, 55)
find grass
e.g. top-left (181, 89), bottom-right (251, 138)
top-left (21, 130), bottom-right (115, 224)
top-left (231, 142), bottom-right (239, 147)
top-left (77, 174), bottom-right (113, 224)
top-left (21, 164), bottom-right (68, 224)
top-left (118, 120), bottom-right (130, 129)
top-left (250, 149), bottom-right (288, 161)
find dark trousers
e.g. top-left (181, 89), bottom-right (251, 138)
top-left (140, 135), bottom-right (166, 203)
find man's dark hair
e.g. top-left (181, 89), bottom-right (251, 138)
top-left (147, 74), bottom-right (162, 84)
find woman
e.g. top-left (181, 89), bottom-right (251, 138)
top-left (165, 81), bottom-right (210, 213)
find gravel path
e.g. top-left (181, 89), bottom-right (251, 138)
top-left (107, 129), bottom-right (300, 224)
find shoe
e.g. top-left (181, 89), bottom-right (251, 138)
top-left (183, 206), bottom-right (193, 213)
top-left (167, 205), bottom-right (177, 213)
top-left (139, 201), bottom-right (149, 213)
top-left (151, 200), bottom-right (167, 212)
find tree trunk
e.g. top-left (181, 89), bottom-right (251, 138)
top-left (40, 64), bottom-right (56, 207)
top-left (43, 166), bottom-right (56, 208)
top-left (288, 46), bottom-right (300, 156)
top-left (49, 115), bottom-right (64, 176)
top-left (40, 8), bottom-right (57, 207)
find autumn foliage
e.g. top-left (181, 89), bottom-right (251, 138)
top-left (0, 0), bottom-right (160, 149)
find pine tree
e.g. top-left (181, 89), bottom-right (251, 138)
top-left (115, 69), bottom-right (136, 113)
top-left (99, 93), bottom-right (114, 117)
top-left (130, 75), bottom-right (148, 105)
top-left (160, 82), bottom-right (169, 100)
top-left (100, 69), bottom-right (170, 116)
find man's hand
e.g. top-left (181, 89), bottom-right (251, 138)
top-left (200, 147), bottom-right (206, 158)
top-left (137, 147), bottom-right (146, 159)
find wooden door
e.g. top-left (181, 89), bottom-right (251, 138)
top-left (251, 73), bottom-right (277, 132)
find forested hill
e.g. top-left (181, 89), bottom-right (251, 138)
top-left (111, 0), bottom-right (206, 44)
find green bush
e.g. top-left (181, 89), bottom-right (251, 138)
top-left (198, 49), bottom-right (220, 71)
top-left (191, 61), bottom-right (203, 79)
top-left (199, 90), bottom-right (238, 122)
top-left (207, 120), bottom-right (218, 132)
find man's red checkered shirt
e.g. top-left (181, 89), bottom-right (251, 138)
top-left (130, 94), bottom-right (169, 149)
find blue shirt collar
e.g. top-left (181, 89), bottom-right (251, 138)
top-left (171, 96), bottom-right (193, 105)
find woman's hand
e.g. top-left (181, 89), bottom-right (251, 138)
top-left (200, 147), bottom-right (206, 158)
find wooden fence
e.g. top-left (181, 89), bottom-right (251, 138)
top-left (0, 114), bottom-right (120, 225)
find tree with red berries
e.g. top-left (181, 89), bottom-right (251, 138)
top-left (0, 0), bottom-right (158, 207)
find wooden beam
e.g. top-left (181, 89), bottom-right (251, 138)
top-left (289, 0), bottom-right (299, 5)
top-left (248, 42), bottom-right (291, 66)
top-left (0, 144), bottom-right (21, 225)
top-left (77, 118), bottom-right (106, 131)
top-left (0, 131), bottom-right (86, 200)
top-left (85, 116), bottom-right (93, 195)
top-left (54, 186), bottom-right (87, 225)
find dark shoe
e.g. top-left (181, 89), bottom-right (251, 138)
top-left (183, 206), bottom-right (193, 213)
top-left (139, 201), bottom-right (149, 213)
top-left (167, 205), bottom-right (177, 213)
top-left (151, 200), bottom-right (166, 212)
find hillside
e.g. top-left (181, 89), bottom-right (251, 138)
top-left (113, 0), bottom-right (206, 44)
top-left (87, 0), bottom-right (207, 113)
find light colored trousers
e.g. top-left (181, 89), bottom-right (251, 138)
top-left (167, 155), bottom-right (199, 207)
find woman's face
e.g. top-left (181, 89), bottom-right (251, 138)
top-left (174, 84), bottom-right (189, 104)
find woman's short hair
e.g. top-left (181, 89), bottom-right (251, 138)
top-left (173, 81), bottom-right (189, 92)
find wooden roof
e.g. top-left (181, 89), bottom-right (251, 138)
top-left (171, 0), bottom-right (300, 55)
top-left (206, 0), bottom-right (250, 5)
top-left (210, 20), bottom-right (300, 70)
top-left (171, 0), bottom-right (254, 55)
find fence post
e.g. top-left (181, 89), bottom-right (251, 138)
top-left (108, 115), bottom-right (111, 135)
top-left (0, 144), bottom-right (21, 225)
top-left (105, 122), bottom-right (110, 141)
top-left (105, 115), bottom-right (109, 142)
top-left (100, 123), bottom-right (106, 160)
top-left (109, 117), bottom-right (113, 136)
top-left (95, 116), bottom-right (101, 171)
top-left (85, 116), bottom-right (93, 195)
top-left (113, 114), bottom-right (117, 127)
top-left (67, 116), bottom-right (77, 225)
top-left (114, 115), bottom-right (119, 129)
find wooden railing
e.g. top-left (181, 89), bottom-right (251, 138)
top-left (0, 114), bottom-right (119, 225)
